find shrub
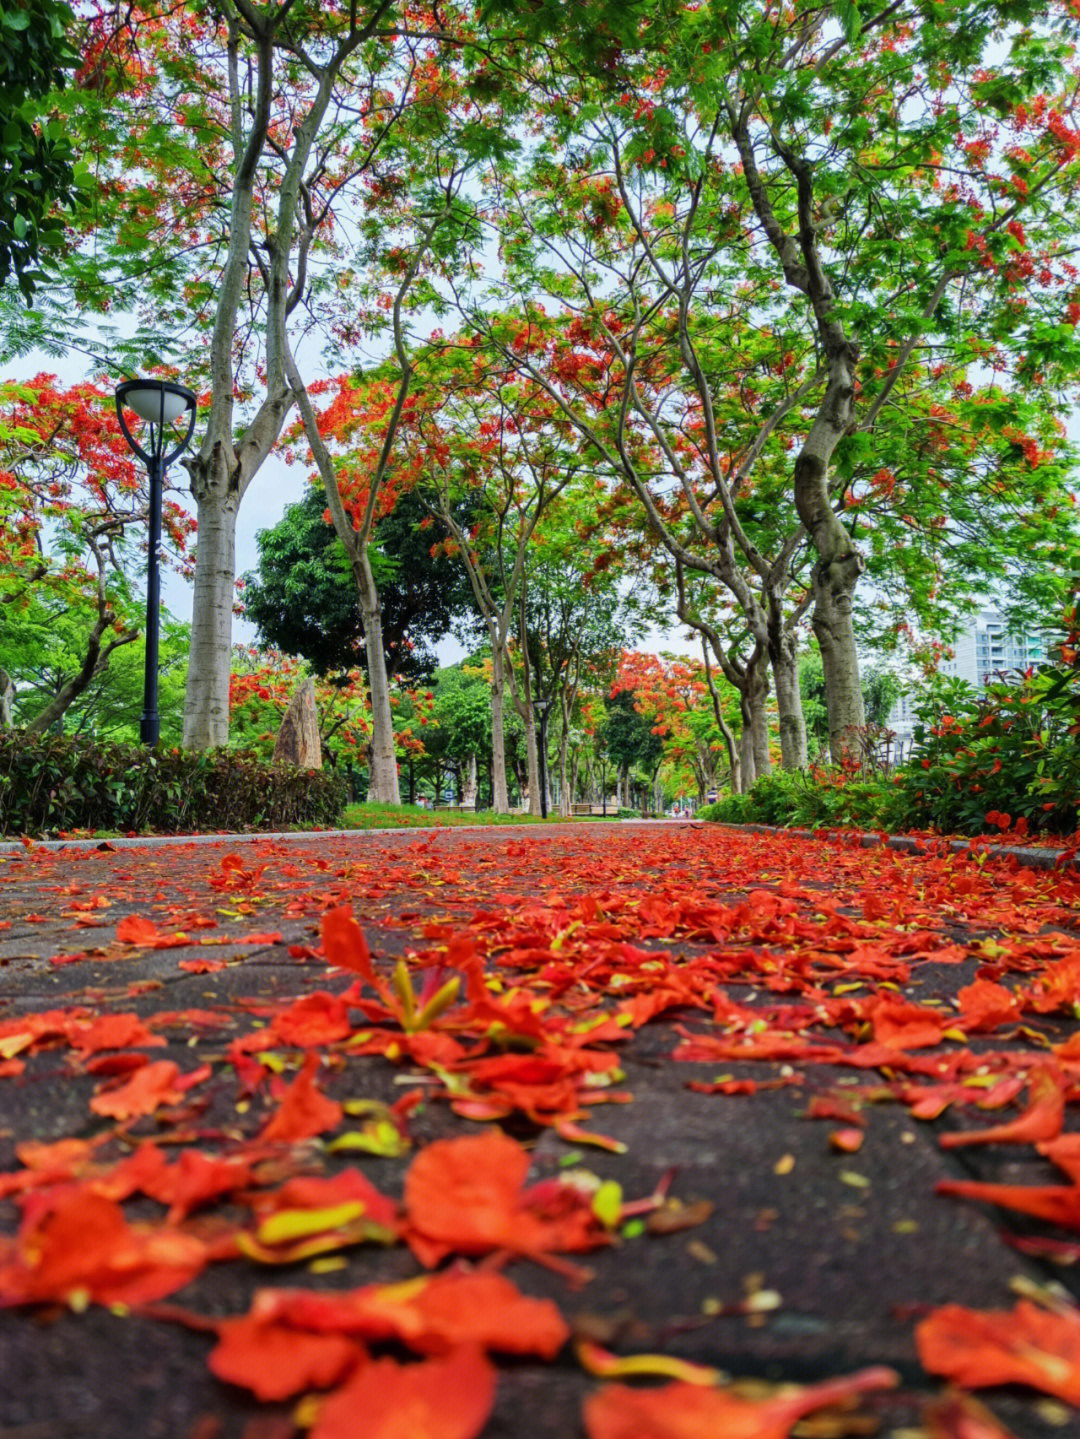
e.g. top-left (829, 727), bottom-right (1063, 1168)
top-left (0, 731), bottom-right (349, 838)
top-left (879, 648), bottom-right (1080, 837)
top-left (701, 792), bottom-right (755, 824)
top-left (700, 614), bottom-right (1080, 839)
top-left (703, 768), bottom-right (889, 831)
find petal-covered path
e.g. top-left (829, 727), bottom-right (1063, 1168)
top-left (2, 821), bottom-right (1080, 1438)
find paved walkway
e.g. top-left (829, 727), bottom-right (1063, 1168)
top-left (1, 822), bottom-right (1079, 1438)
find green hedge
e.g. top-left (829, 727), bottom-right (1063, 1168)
top-left (699, 616), bottom-right (1080, 840)
top-left (0, 731), bottom-right (349, 838)
top-left (702, 769), bottom-right (889, 832)
top-left (701, 658), bottom-right (1080, 839)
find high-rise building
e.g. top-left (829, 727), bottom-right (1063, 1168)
top-left (885, 610), bottom-right (1047, 744)
top-left (943, 610), bottom-right (1048, 689)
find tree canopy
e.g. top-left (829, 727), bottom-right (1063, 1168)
top-left (2, 0), bottom-right (1079, 808)
top-left (0, 0), bottom-right (82, 299)
top-left (241, 488), bottom-right (477, 682)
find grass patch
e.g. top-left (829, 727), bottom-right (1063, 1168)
top-left (340, 802), bottom-right (558, 830)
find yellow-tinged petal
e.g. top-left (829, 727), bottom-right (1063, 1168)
top-left (328, 1123), bottom-right (411, 1158)
top-left (237, 1218), bottom-right (397, 1265)
top-left (257, 1202), bottom-right (367, 1245)
top-left (412, 976), bottom-right (461, 1031)
top-left (575, 1339), bottom-right (721, 1385)
top-left (0, 1033), bottom-right (33, 1060)
top-left (591, 1181), bottom-right (624, 1229)
top-left (391, 959), bottom-right (416, 1027)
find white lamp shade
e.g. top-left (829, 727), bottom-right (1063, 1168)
top-left (124, 386), bottom-right (190, 423)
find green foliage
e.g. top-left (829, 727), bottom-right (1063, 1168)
top-left (0, 0), bottom-right (82, 298)
top-left (603, 688), bottom-right (663, 776)
top-left (6, 615), bottom-right (189, 743)
top-left (881, 647), bottom-right (1080, 837)
top-left (706, 768), bottom-right (888, 831)
top-left (429, 663), bottom-right (491, 762)
top-left (696, 796), bottom-right (747, 823)
top-left (705, 627), bottom-right (1080, 838)
top-left (241, 492), bottom-right (365, 678)
top-left (0, 731), bottom-right (348, 837)
top-left (242, 488), bottom-right (476, 681)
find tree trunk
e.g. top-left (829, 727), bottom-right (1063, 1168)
top-left (812, 554), bottom-right (867, 762)
top-left (524, 707), bottom-right (542, 816)
top-left (730, 118), bottom-right (867, 764)
top-left (358, 552), bottom-right (400, 805)
top-left (700, 639), bottom-right (741, 795)
top-left (462, 752), bottom-right (478, 810)
top-left (768, 616), bottom-right (807, 770)
top-left (742, 651), bottom-right (771, 784)
top-left (0, 669), bottom-right (12, 728)
top-left (789, 296), bottom-right (865, 761)
top-left (183, 479), bottom-right (240, 749)
top-left (738, 715), bottom-right (756, 790)
top-left (510, 630), bottom-right (543, 817)
top-left (557, 747), bottom-right (570, 816)
top-left (490, 645), bottom-right (510, 814)
top-left (555, 692), bottom-right (570, 818)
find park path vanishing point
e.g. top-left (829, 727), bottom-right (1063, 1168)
top-left (1, 820), bottom-right (1080, 1438)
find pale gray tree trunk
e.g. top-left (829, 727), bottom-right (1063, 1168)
top-left (796, 402), bottom-right (866, 760)
top-left (701, 644), bottom-right (741, 795)
top-left (462, 752), bottom-right (478, 810)
top-left (739, 718), bottom-right (756, 791)
top-left (732, 119), bottom-right (866, 761)
top-left (768, 614), bottom-right (807, 771)
top-left (281, 185), bottom-right (460, 808)
top-left (735, 648), bottom-right (771, 789)
top-left (0, 669), bottom-right (13, 728)
top-left (810, 544), bottom-right (866, 761)
top-left (557, 692), bottom-right (572, 818)
top-left (748, 661), bottom-right (771, 781)
top-left (424, 502), bottom-right (540, 817)
top-left (358, 551), bottom-right (400, 804)
top-left (181, 1), bottom-right (400, 749)
top-left (521, 705), bottom-right (541, 815)
top-left (183, 483), bottom-right (240, 748)
top-left (490, 645), bottom-right (510, 813)
top-left (288, 366), bottom-right (400, 806)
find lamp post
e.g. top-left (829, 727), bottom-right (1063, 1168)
top-left (114, 379), bottom-right (196, 746)
top-left (532, 698), bottom-right (551, 819)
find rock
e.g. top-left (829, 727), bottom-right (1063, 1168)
top-left (272, 678), bottom-right (322, 769)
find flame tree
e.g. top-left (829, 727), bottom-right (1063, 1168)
top-left (473, 0), bottom-right (1080, 761)
top-left (0, 374), bottom-right (194, 731)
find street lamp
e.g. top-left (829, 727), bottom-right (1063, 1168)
top-left (532, 697), bottom-right (551, 820)
top-left (114, 379), bottom-right (197, 746)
